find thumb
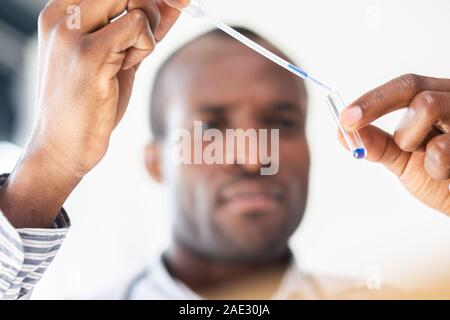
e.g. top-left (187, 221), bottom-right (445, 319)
top-left (163, 0), bottom-right (190, 10)
top-left (337, 125), bottom-right (411, 177)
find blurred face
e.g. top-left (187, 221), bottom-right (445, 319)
top-left (153, 36), bottom-right (310, 262)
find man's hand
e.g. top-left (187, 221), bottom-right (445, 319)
top-left (0, 0), bottom-right (189, 228)
top-left (340, 74), bottom-right (450, 215)
top-left (35, 0), bottom-right (188, 176)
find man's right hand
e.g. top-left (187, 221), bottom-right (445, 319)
top-left (35, 0), bottom-right (188, 176)
top-left (0, 0), bottom-right (189, 228)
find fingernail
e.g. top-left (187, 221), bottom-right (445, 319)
top-left (342, 105), bottom-right (362, 127)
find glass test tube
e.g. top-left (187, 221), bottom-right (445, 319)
top-left (326, 91), bottom-right (367, 159)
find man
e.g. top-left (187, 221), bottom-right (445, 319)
top-left (116, 27), bottom-right (450, 299)
top-left (0, 0), bottom-right (449, 299)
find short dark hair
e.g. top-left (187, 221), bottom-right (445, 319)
top-left (149, 26), bottom-right (298, 140)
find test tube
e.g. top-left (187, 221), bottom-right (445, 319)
top-left (326, 91), bottom-right (367, 159)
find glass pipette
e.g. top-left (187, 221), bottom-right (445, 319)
top-left (183, 0), bottom-right (367, 159)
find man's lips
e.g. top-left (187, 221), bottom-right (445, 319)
top-left (217, 182), bottom-right (284, 212)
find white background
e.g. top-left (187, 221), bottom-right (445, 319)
top-left (1, 0), bottom-right (449, 298)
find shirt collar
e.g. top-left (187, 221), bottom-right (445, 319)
top-left (146, 251), bottom-right (323, 300)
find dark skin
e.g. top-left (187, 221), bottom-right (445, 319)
top-left (145, 35), bottom-right (310, 297)
top-left (0, 0), bottom-right (448, 299)
top-left (340, 75), bottom-right (450, 214)
top-left (145, 38), bottom-right (450, 296)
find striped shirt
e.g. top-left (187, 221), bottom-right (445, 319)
top-left (0, 174), bottom-right (70, 300)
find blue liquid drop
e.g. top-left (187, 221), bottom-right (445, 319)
top-left (353, 148), bottom-right (366, 159)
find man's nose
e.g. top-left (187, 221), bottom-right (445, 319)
top-left (238, 141), bottom-right (271, 175)
top-left (238, 158), bottom-right (272, 175)
top-left (225, 127), bottom-right (272, 175)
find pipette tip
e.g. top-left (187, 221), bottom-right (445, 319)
top-left (352, 148), bottom-right (367, 159)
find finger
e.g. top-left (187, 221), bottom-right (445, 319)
top-left (163, 0), bottom-right (191, 10)
top-left (114, 68), bottom-right (137, 128)
top-left (337, 125), bottom-right (412, 177)
top-left (394, 91), bottom-right (450, 152)
top-left (76, 0), bottom-right (187, 37)
top-left (77, 0), bottom-right (178, 35)
top-left (424, 133), bottom-right (450, 180)
top-left (128, 0), bottom-right (161, 33)
top-left (75, 0), bottom-right (129, 34)
top-left (154, 0), bottom-right (185, 41)
top-left (114, 62), bottom-right (142, 128)
top-left (78, 0), bottom-right (189, 36)
top-left (88, 9), bottom-right (156, 73)
top-left (340, 74), bottom-right (450, 131)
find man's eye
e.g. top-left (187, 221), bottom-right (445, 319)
top-left (271, 118), bottom-right (298, 129)
top-left (202, 120), bottom-right (225, 130)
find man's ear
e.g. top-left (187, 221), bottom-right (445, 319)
top-left (145, 143), bottom-right (163, 183)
